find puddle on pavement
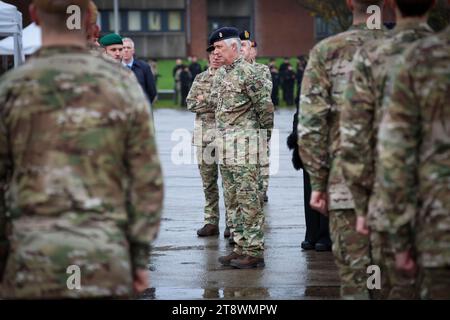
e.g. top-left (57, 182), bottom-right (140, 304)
top-left (139, 286), bottom-right (339, 300)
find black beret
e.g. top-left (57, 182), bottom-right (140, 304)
top-left (206, 45), bottom-right (214, 53)
top-left (239, 30), bottom-right (251, 41)
top-left (251, 41), bottom-right (258, 48)
top-left (208, 27), bottom-right (239, 46)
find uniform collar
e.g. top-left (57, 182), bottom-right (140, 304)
top-left (224, 56), bottom-right (243, 72)
top-left (348, 23), bottom-right (369, 31)
top-left (392, 21), bottom-right (433, 34)
top-left (33, 45), bottom-right (88, 58)
top-left (208, 67), bottom-right (217, 76)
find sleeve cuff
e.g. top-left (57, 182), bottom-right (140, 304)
top-left (388, 224), bottom-right (413, 253)
top-left (310, 180), bottom-right (327, 193)
top-left (130, 242), bottom-right (150, 271)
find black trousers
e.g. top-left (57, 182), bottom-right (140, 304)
top-left (303, 170), bottom-right (331, 245)
top-left (180, 86), bottom-right (190, 107)
top-left (271, 86), bottom-right (279, 106)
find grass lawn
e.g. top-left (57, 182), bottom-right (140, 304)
top-left (153, 57), bottom-right (301, 109)
top-left (154, 57), bottom-right (300, 91)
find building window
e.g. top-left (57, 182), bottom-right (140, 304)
top-left (208, 17), bottom-right (250, 35)
top-left (148, 11), bottom-right (162, 31)
top-left (128, 11), bottom-right (142, 31)
top-left (315, 17), bottom-right (333, 40)
top-left (107, 11), bottom-right (121, 32)
top-left (168, 11), bottom-right (182, 31)
top-left (96, 11), bottom-right (101, 28)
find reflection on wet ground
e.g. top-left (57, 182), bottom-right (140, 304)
top-left (148, 109), bottom-right (340, 300)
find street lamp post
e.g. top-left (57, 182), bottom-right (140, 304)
top-left (114, 0), bottom-right (119, 34)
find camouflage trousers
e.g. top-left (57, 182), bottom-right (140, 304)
top-left (1, 215), bottom-right (133, 299)
top-left (259, 147), bottom-right (270, 200)
top-left (418, 267), bottom-right (450, 299)
top-left (329, 209), bottom-right (371, 300)
top-left (220, 164), bottom-right (265, 258)
top-left (196, 145), bottom-right (224, 226)
top-left (370, 231), bottom-right (417, 299)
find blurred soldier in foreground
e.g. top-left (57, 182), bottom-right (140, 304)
top-left (99, 33), bottom-right (123, 63)
top-left (377, 17), bottom-right (450, 300)
top-left (240, 31), bottom-right (273, 205)
top-left (0, 0), bottom-right (163, 298)
top-left (211, 27), bottom-right (274, 269)
top-left (297, 0), bottom-right (385, 299)
top-left (187, 45), bottom-right (228, 238)
top-left (340, 0), bottom-right (435, 299)
top-left (87, 0), bottom-right (100, 47)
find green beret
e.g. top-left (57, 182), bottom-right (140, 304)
top-left (99, 33), bottom-right (123, 47)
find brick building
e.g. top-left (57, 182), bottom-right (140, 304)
top-left (6, 0), bottom-right (395, 59)
top-left (94, 0), bottom-right (330, 59)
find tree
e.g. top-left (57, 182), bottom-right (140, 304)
top-left (297, 0), bottom-right (450, 33)
top-left (296, 0), bottom-right (352, 33)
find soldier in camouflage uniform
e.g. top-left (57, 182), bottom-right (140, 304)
top-left (187, 47), bottom-right (229, 238)
top-left (240, 31), bottom-right (273, 205)
top-left (340, 0), bottom-right (435, 299)
top-left (377, 22), bottom-right (450, 300)
top-left (0, 0), bottom-right (163, 299)
top-left (210, 27), bottom-right (274, 269)
top-left (297, 0), bottom-right (385, 299)
top-left (99, 33), bottom-right (124, 63)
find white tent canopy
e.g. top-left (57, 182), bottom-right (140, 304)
top-left (0, 22), bottom-right (41, 56)
top-left (0, 1), bottom-right (24, 67)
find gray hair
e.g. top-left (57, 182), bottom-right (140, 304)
top-left (122, 37), bottom-right (135, 48)
top-left (224, 37), bottom-right (241, 52)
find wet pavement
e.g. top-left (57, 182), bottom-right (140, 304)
top-left (147, 108), bottom-right (340, 300)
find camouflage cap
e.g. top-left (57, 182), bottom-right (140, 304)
top-left (33, 0), bottom-right (89, 13)
top-left (99, 33), bottom-right (123, 47)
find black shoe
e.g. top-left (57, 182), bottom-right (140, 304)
top-left (224, 227), bottom-right (231, 238)
top-left (228, 232), bottom-right (236, 245)
top-left (315, 242), bottom-right (332, 252)
top-left (301, 240), bottom-right (315, 250)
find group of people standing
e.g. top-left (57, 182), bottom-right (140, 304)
top-left (269, 56), bottom-right (308, 107)
top-left (0, 0), bottom-right (448, 301)
top-left (173, 56), bottom-right (204, 107)
top-left (187, 28), bottom-right (274, 269)
top-left (297, 0), bottom-right (449, 300)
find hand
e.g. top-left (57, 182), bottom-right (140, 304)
top-left (310, 191), bottom-right (328, 216)
top-left (133, 268), bottom-right (149, 293)
top-left (197, 95), bottom-right (204, 101)
top-left (395, 250), bottom-right (417, 277)
top-left (356, 216), bottom-right (369, 235)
